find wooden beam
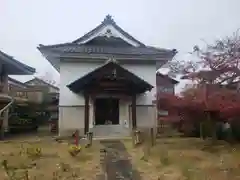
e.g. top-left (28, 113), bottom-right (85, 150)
top-left (85, 86), bottom-right (133, 95)
top-left (84, 94), bottom-right (89, 134)
top-left (132, 94), bottom-right (137, 129)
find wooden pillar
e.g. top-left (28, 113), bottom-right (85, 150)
top-left (131, 94), bottom-right (137, 129)
top-left (84, 94), bottom-right (89, 134)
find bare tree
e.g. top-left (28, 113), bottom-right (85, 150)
top-left (38, 71), bottom-right (57, 86)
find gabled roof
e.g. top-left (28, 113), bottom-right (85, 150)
top-left (8, 77), bottom-right (28, 88)
top-left (72, 15), bottom-right (145, 47)
top-left (156, 72), bottom-right (179, 84)
top-left (67, 61), bottom-right (153, 94)
top-left (24, 77), bottom-right (59, 90)
top-left (37, 15), bottom-right (177, 72)
top-left (38, 15), bottom-right (177, 58)
top-left (0, 50), bottom-right (35, 75)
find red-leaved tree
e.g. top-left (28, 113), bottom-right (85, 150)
top-left (158, 86), bottom-right (240, 139)
top-left (158, 31), bottom-right (240, 140)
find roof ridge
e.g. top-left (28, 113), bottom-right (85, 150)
top-left (102, 14), bottom-right (116, 25)
top-left (72, 14), bottom-right (145, 46)
top-left (25, 77), bottom-right (59, 90)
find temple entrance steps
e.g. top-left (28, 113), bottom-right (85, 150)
top-left (91, 125), bottom-right (130, 138)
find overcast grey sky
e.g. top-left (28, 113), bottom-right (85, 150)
top-left (0, 0), bottom-right (240, 86)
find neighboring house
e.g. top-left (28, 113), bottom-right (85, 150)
top-left (8, 77), bottom-right (28, 100)
top-left (24, 77), bottom-right (59, 104)
top-left (156, 72), bottom-right (178, 95)
top-left (8, 77), bottom-right (28, 89)
top-left (0, 50), bottom-right (35, 136)
top-left (38, 15), bottom-right (177, 137)
top-left (156, 72), bottom-right (179, 133)
top-left (25, 77), bottom-right (59, 93)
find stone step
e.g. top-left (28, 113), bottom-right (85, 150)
top-left (92, 125), bottom-right (130, 137)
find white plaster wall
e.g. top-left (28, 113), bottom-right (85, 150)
top-left (59, 61), bottom-right (157, 136)
top-left (59, 106), bottom-right (85, 136)
top-left (59, 61), bottom-right (102, 106)
top-left (122, 64), bottom-right (156, 105)
top-left (136, 106), bottom-right (156, 127)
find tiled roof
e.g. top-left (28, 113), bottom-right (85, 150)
top-left (8, 77), bottom-right (27, 87)
top-left (72, 15), bottom-right (145, 47)
top-left (39, 44), bottom-right (176, 57)
top-left (156, 72), bottom-right (179, 84)
top-left (0, 50), bottom-right (35, 74)
top-left (37, 15), bottom-right (177, 63)
top-left (24, 77), bottom-right (59, 90)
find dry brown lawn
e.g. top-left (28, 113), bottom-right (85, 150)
top-left (0, 136), bottom-right (102, 180)
top-left (1, 135), bottom-right (240, 180)
top-left (123, 138), bottom-right (240, 180)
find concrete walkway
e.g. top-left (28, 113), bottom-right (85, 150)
top-left (98, 140), bottom-right (142, 180)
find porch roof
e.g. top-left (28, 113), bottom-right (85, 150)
top-left (0, 50), bottom-right (35, 75)
top-left (67, 61), bottom-right (154, 94)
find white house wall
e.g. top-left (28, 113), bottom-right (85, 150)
top-left (122, 64), bottom-right (156, 105)
top-left (59, 61), bottom-right (157, 137)
top-left (59, 61), bottom-right (102, 106)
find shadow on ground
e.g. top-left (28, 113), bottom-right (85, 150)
top-left (98, 140), bottom-right (142, 180)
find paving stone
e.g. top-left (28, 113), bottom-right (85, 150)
top-left (97, 140), bottom-right (142, 180)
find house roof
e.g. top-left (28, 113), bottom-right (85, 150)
top-left (72, 15), bottom-right (146, 46)
top-left (67, 61), bottom-right (153, 94)
top-left (8, 77), bottom-right (28, 87)
top-left (38, 44), bottom-right (176, 57)
top-left (156, 72), bottom-right (179, 84)
top-left (37, 15), bottom-right (177, 68)
top-left (0, 50), bottom-right (35, 75)
top-left (24, 77), bottom-right (59, 90)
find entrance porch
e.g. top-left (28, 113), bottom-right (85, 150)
top-left (64, 61), bottom-right (154, 137)
top-left (90, 94), bottom-right (133, 137)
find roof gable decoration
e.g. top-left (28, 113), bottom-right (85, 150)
top-left (73, 15), bottom-right (145, 47)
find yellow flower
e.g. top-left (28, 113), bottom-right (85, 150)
top-left (68, 145), bottom-right (81, 156)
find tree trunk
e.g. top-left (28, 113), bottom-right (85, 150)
top-left (211, 122), bottom-right (217, 144)
top-left (200, 121), bottom-right (203, 139)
